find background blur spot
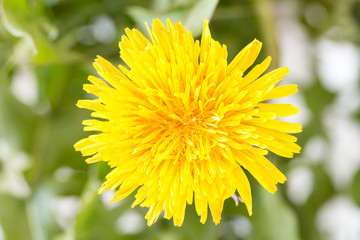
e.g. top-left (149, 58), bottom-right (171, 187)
top-left (287, 166), bottom-right (314, 205)
top-left (52, 196), bottom-right (80, 230)
top-left (316, 196), bottom-right (360, 240)
top-left (101, 189), bottom-right (123, 210)
top-left (317, 40), bottom-right (360, 93)
top-left (303, 135), bottom-right (328, 164)
top-left (11, 66), bottom-right (38, 107)
top-left (230, 215), bottom-right (252, 238)
top-left (115, 209), bottom-right (145, 235)
top-left (90, 14), bottom-right (117, 44)
top-left (304, 3), bottom-right (329, 29)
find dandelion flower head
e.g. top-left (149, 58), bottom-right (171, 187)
top-left (74, 19), bottom-right (302, 226)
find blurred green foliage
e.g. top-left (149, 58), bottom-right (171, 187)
top-left (1, 0), bottom-right (360, 240)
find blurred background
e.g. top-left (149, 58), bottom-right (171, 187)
top-left (1, 0), bottom-right (360, 239)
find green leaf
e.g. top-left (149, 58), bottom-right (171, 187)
top-left (127, 6), bottom-right (186, 33)
top-left (26, 187), bottom-right (60, 240)
top-left (250, 189), bottom-right (301, 240)
top-left (127, 0), bottom-right (219, 37)
top-left (183, 0), bottom-right (219, 36)
top-left (0, 195), bottom-right (32, 240)
top-left (1, 0), bottom-right (82, 64)
top-left (0, 79), bottom-right (37, 151)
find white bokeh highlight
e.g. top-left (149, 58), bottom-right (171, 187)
top-left (77, 14), bottom-right (117, 46)
top-left (91, 15), bottom-right (117, 44)
top-left (317, 39), bottom-right (360, 93)
top-left (0, 139), bottom-right (31, 198)
top-left (115, 210), bottom-right (145, 235)
top-left (317, 196), bottom-right (360, 240)
top-left (276, 1), bottom-right (314, 87)
top-left (100, 189), bottom-right (123, 210)
top-left (53, 166), bottom-right (75, 183)
top-left (52, 196), bottom-right (81, 230)
top-left (323, 108), bottom-right (360, 189)
top-left (11, 65), bottom-right (38, 107)
top-left (286, 166), bottom-right (314, 205)
top-left (303, 135), bottom-right (328, 164)
top-left (230, 216), bottom-right (252, 238)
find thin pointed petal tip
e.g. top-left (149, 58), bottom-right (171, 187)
top-left (202, 18), bottom-right (211, 38)
top-left (203, 18), bottom-right (209, 26)
top-left (252, 38), bottom-right (262, 46)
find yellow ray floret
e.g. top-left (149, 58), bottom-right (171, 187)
top-left (74, 18), bottom-right (302, 226)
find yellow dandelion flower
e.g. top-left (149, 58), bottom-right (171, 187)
top-left (74, 19), bottom-right (302, 226)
